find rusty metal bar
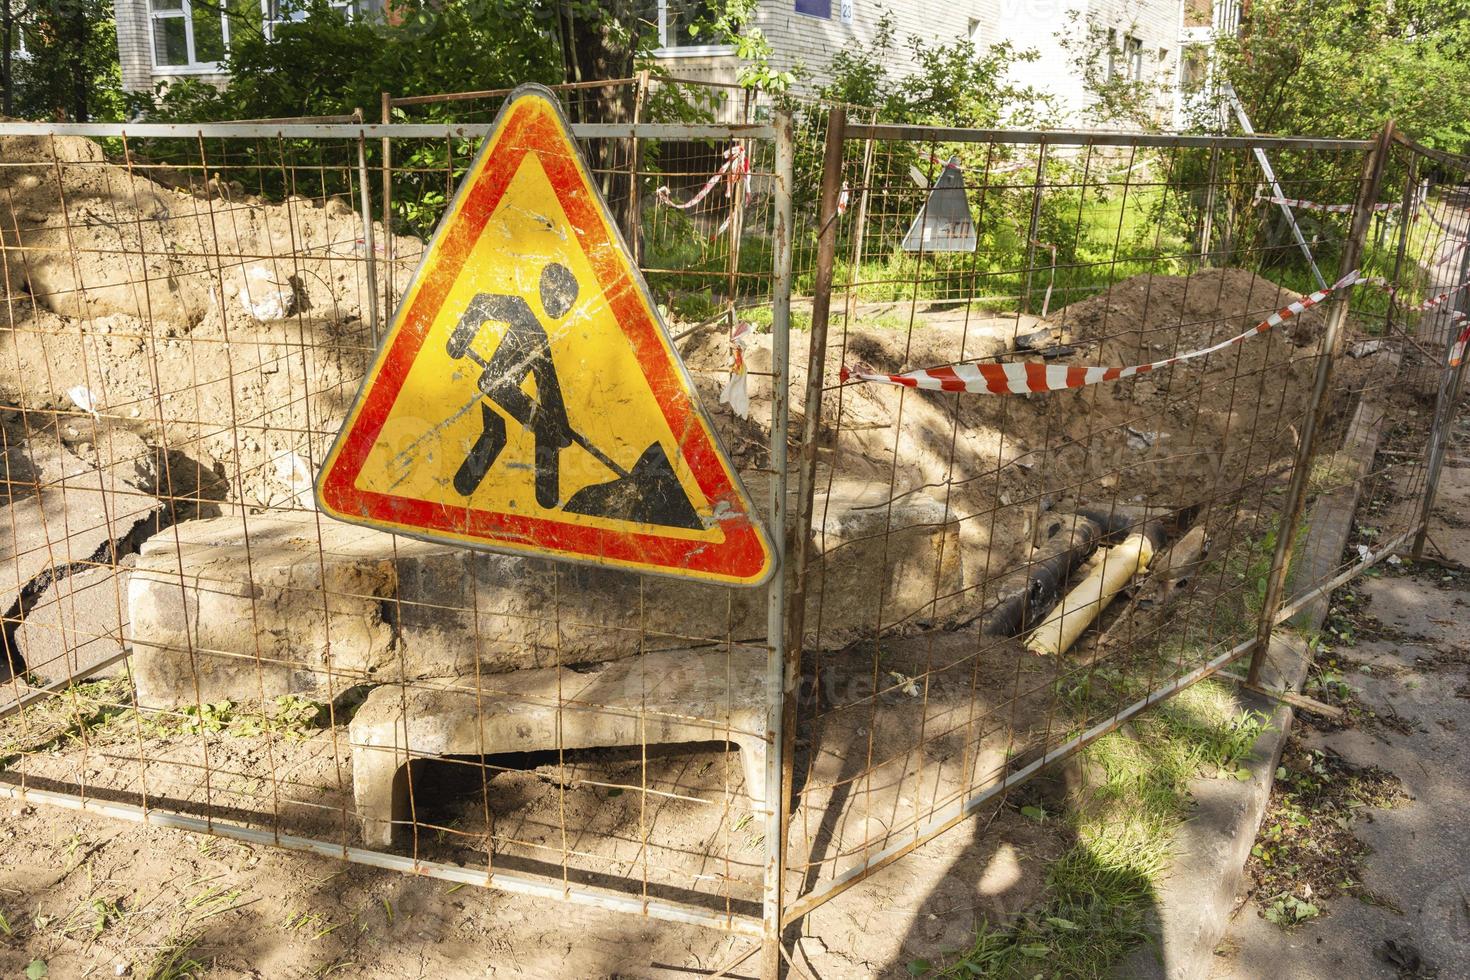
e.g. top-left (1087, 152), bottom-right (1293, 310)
top-left (0, 782), bottom-right (762, 935)
top-left (843, 122), bottom-right (1372, 152)
top-left (0, 121), bottom-right (778, 140)
top-left (764, 103), bottom-right (845, 977)
top-left (1247, 121), bottom-right (1395, 685)
top-left (759, 107), bottom-right (797, 980)
top-left (387, 77), bottom-right (637, 108)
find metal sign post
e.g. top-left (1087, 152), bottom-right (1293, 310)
top-left (1225, 83), bottom-right (1328, 291)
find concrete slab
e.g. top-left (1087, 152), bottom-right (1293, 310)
top-left (347, 646), bottom-right (767, 848)
top-left (15, 555), bottom-right (135, 684)
top-left (129, 482), bottom-right (965, 708)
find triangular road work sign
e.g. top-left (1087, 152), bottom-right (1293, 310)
top-left (901, 156), bottom-right (977, 253)
top-left (316, 85), bottom-right (775, 586)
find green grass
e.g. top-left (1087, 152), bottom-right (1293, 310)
top-left (927, 682), bottom-right (1268, 978)
top-left (821, 186), bottom-right (1191, 311)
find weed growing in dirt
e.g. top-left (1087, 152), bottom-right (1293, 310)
top-left (130, 695), bottom-right (328, 743)
top-left (0, 679), bottom-right (130, 767)
top-left (927, 681), bottom-right (1267, 977)
top-left (1245, 734), bottom-right (1408, 928)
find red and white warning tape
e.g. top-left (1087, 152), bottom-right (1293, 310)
top-left (841, 271), bottom-right (1358, 396)
top-left (1255, 192), bottom-right (1398, 215)
top-left (1358, 276), bottom-right (1470, 312)
top-left (655, 144), bottom-right (750, 216)
top-left (1450, 313), bottom-right (1470, 368)
top-left (720, 318), bottom-right (753, 419)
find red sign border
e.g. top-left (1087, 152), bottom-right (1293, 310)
top-left (316, 86), bottom-right (774, 587)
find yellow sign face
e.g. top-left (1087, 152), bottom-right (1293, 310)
top-left (316, 85), bottom-right (775, 586)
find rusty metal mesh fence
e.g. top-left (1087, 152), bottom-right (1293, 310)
top-left (774, 116), bottom-right (1466, 920)
top-left (0, 94), bottom-right (1464, 963)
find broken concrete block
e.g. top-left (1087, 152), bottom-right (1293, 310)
top-left (1, 424), bottom-right (162, 675)
top-left (129, 514), bottom-right (399, 708)
top-left (805, 482), bottom-right (965, 641)
top-left (347, 646), bottom-right (767, 847)
top-left (16, 555), bottom-right (135, 684)
top-left (129, 481), bottom-right (966, 707)
top-left (129, 511), bottom-right (771, 706)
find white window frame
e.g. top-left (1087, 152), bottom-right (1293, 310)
top-left (150, 0), bottom-right (359, 72)
top-left (263, 0), bottom-right (355, 41)
top-left (1125, 35), bottom-right (1144, 81)
top-left (148, 0), bottom-right (230, 72)
top-left (652, 0), bottom-right (736, 58)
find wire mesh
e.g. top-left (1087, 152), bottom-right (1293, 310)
top-left (0, 107), bottom-right (789, 933)
top-left (777, 118), bottom-right (1463, 919)
top-left (0, 95), bottom-right (1465, 955)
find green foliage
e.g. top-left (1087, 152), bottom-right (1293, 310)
top-left (1202, 0), bottom-right (1470, 152)
top-left (814, 11), bottom-right (1052, 128)
top-left (8, 0), bottom-right (123, 121)
top-left (129, 0), bottom-right (560, 122)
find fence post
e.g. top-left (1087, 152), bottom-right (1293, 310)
top-left (626, 70), bottom-right (649, 266)
top-left (1411, 225), bottom-right (1470, 558)
top-left (355, 110), bottom-right (381, 343)
top-left (760, 107), bottom-right (796, 980)
top-left (1022, 141), bottom-right (1048, 313)
top-left (1381, 146), bottom-right (1419, 340)
top-left (1246, 121), bottom-right (1395, 687)
top-left (761, 102), bottom-right (845, 980)
top-left (380, 91), bottom-right (394, 319)
top-left (1199, 144), bottom-right (1219, 263)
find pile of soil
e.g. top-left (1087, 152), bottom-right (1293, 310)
top-left (683, 266), bottom-right (1345, 596)
top-left (0, 133), bottom-right (424, 511)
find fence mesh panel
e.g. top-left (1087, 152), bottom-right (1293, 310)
top-left (0, 95), bottom-right (1465, 961)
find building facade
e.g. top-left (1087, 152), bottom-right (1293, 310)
top-left (114, 0), bottom-right (1192, 126)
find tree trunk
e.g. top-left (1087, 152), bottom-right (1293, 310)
top-left (2, 0), bottom-right (13, 118)
top-left (554, 1), bottom-right (639, 213)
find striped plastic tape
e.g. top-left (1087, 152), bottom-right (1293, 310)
top-left (841, 271), bottom-right (1359, 396)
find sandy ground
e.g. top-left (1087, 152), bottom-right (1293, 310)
top-left (0, 774), bottom-right (1075, 978)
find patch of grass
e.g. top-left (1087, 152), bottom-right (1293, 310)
top-left (741, 303), bottom-right (812, 333)
top-left (130, 695), bottom-right (327, 743)
top-left (141, 931), bottom-right (206, 980)
top-left (931, 682), bottom-right (1268, 977)
top-left (1245, 734), bottom-right (1408, 927)
top-left (0, 679), bottom-right (130, 768)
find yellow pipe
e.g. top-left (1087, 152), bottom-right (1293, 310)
top-left (1025, 532), bottom-right (1155, 656)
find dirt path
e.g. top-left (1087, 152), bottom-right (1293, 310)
top-left (1208, 414), bottom-right (1470, 979)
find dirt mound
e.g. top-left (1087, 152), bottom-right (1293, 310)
top-left (0, 132), bottom-right (422, 328)
top-left (681, 268), bottom-right (1332, 603)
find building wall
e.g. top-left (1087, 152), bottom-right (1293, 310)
top-left (115, 0), bottom-right (155, 93)
top-left (752, 0), bottom-right (995, 89)
top-left (745, 0), bottom-right (1180, 125)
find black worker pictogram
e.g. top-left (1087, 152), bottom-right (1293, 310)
top-left (444, 261), bottom-right (703, 530)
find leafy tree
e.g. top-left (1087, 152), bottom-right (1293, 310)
top-left (7, 0), bottom-right (121, 120)
top-left (1210, 0), bottom-right (1470, 151)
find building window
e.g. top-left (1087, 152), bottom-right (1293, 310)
top-left (151, 0), bottom-right (215, 69)
top-left (967, 17), bottom-right (981, 51)
top-left (652, 1), bottom-right (734, 55)
top-left (263, 0), bottom-right (354, 39)
top-left (1107, 30), bottom-right (1144, 82)
top-left (150, 0), bottom-right (354, 71)
top-left (1126, 36), bottom-right (1144, 80)
top-left (795, 0), bottom-right (831, 18)
top-left (1181, 44), bottom-right (1208, 92)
